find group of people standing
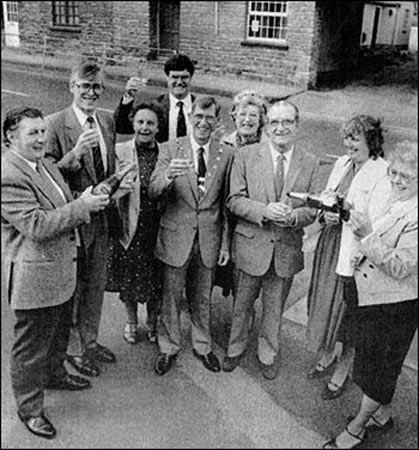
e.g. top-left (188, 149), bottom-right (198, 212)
top-left (1, 53), bottom-right (417, 450)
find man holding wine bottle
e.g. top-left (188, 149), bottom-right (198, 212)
top-left (45, 59), bottom-right (129, 379)
top-left (149, 96), bottom-right (233, 376)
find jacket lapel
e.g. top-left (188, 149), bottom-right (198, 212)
top-left (259, 144), bottom-right (276, 203)
top-left (97, 111), bottom-right (115, 177)
top-left (64, 108), bottom-right (96, 183)
top-left (200, 139), bottom-right (225, 201)
top-left (42, 158), bottom-right (73, 202)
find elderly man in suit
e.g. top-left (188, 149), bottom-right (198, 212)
top-left (149, 96), bottom-right (233, 375)
top-left (45, 59), bottom-right (118, 378)
top-left (114, 53), bottom-right (195, 143)
top-left (1, 107), bottom-right (109, 439)
top-left (222, 100), bottom-right (321, 380)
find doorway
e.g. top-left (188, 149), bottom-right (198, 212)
top-left (150, 0), bottom-right (180, 57)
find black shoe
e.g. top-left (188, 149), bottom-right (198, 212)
top-left (321, 378), bottom-right (348, 401)
top-left (154, 353), bottom-right (177, 376)
top-left (85, 343), bottom-right (116, 363)
top-left (193, 350), bottom-right (221, 372)
top-left (258, 355), bottom-right (280, 380)
top-left (18, 412), bottom-right (56, 439)
top-left (222, 354), bottom-right (243, 372)
top-left (66, 355), bottom-right (101, 377)
top-left (45, 373), bottom-right (91, 391)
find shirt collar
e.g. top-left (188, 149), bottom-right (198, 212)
top-left (72, 103), bottom-right (97, 127)
top-left (190, 136), bottom-right (210, 155)
top-left (169, 93), bottom-right (192, 110)
top-left (269, 143), bottom-right (294, 162)
top-left (10, 150), bottom-right (38, 171)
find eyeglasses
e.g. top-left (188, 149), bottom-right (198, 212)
top-left (387, 167), bottom-right (417, 184)
top-left (193, 114), bottom-right (217, 123)
top-left (268, 119), bottom-right (297, 128)
top-left (74, 82), bottom-right (105, 93)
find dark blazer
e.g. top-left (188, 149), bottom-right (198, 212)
top-left (45, 106), bottom-right (116, 248)
top-left (1, 151), bottom-right (91, 310)
top-left (228, 143), bottom-right (320, 278)
top-left (114, 92), bottom-right (196, 143)
top-left (149, 135), bottom-right (233, 269)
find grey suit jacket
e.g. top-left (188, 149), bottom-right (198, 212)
top-left (1, 151), bottom-right (91, 310)
top-left (45, 106), bottom-right (116, 248)
top-left (228, 143), bottom-right (320, 278)
top-left (149, 135), bottom-right (233, 268)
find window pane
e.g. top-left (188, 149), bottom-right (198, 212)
top-left (246, 1), bottom-right (287, 42)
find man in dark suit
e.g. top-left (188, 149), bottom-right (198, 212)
top-left (114, 53), bottom-right (196, 143)
top-left (1, 107), bottom-right (110, 439)
top-left (45, 60), bottom-right (118, 378)
top-left (149, 96), bottom-right (233, 376)
top-left (222, 101), bottom-right (321, 380)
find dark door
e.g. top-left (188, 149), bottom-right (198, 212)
top-left (158, 0), bottom-right (180, 53)
top-left (371, 7), bottom-right (380, 49)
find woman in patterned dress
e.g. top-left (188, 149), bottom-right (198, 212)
top-left (106, 100), bottom-right (164, 344)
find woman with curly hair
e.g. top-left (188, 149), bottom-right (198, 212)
top-left (306, 115), bottom-right (391, 400)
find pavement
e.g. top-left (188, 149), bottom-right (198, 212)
top-left (1, 46), bottom-right (418, 448)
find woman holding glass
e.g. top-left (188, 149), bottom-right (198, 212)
top-left (106, 100), bottom-right (164, 344)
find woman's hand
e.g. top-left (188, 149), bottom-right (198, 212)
top-left (350, 210), bottom-right (373, 239)
top-left (323, 211), bottom-right (341, 225)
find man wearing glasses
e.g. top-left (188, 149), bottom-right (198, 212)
top-left (45, 59), bottom-right (119, 379)
top-left (222, 100), bottom-right (321, 380)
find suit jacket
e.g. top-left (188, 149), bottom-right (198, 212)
top-left (354, 193), bottom-right (417, 307)
top-left (1, 151), bottom-right (91, 310)
top-left (45, 106), bottom-right (116, 248)
top-left (228, 143), bottom-right (320, 278)
top-left (148, 135), bottom-right (233, 268)
top-left (114, 92), bottom-right (196, 143)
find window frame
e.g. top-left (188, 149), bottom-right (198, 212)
top-left (51, 1), bottom-right (80, 29)
top-left (245, 1), bottom-right (289, 46)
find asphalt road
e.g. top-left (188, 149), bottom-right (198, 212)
top-left (1, 65), bottom-right (417, 449)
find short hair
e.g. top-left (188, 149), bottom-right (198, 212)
top-left (231, 89), bottom-right (268, 127)
top-left (70, 59), bottom-right (103, 83)
top-left (129, 98), bottom-right (165, 127)
top-left (268, 100), bottom-right (300, 124)
top-left (2, 106), bottom-right (44, 146)
top-left (191, 96), bottom-right (221, 117)
top-left (387, 140), bottom-right (417, 173)
top-left (164, 53), bottom-right (195, 77)
top-left (341, 115), bottom-right (384, 159)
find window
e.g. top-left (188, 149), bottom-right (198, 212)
top-left (6, 2), bottom-right (19, 22)
top-left (52, 1), bottom-right (79, 26)
top-left (246, 1), bottom-right (288, 43)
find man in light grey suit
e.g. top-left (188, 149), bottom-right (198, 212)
top-left (149, 96), bottom-right (233, 375)
top-left (45, 60), bottom-right (118, 378)
top-left (1, 107), bottom-right (109, 439)
top-left (222, 101), bottom-right (321, 380)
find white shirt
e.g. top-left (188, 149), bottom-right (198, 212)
top-left (72, 103), bottom-right (108, 172)
top-left (190, 136), bottom-right (210, 174)
top-left (269, 143), bottom-right (293, 178)
top-left (168, 93), bottom-right (193, 142)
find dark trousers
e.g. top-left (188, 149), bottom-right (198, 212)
top-left (10, 299), bottom-right (73, 419)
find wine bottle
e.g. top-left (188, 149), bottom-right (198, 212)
top-left (92, 163), bottom-right (136, 197)
top-left (287, 192), bottom-right (351, 222)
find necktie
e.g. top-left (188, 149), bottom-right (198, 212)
top-left (197, 147), bottom-right (206, 198)
top-left (274, 152), bottom-right (285, 200)
top-left (86, 116), bottom-right (105, 182)
top-left (176, 101), bottom-right (187, 138)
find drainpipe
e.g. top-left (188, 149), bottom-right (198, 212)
top-left (215, 1), bottom-right (219, 35)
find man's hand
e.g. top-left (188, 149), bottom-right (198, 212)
top-left (264, 202), bottom-right (295, 225)
top-left (122, 77), bottom-right (148, 104)
top-left (165, 158), bottom-right (192, 180)
top-left (323, 211), bottom-right (341, 225)
top-left (73, 130), bottom-right (100, 160)
top-left (218, 250), bottom-right (230, 266)
top-left (349, 210), bottom-right (373, 239)
top-left (80, 186), bottom-right (110, 212)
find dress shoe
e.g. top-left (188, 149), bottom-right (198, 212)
top-left (154, 352), bottom-right (177, 376)
top-left (192, 350), bottom-right (221, 372)
top-left (348, 415), bottom-right (394, 434)
top-left (322, 378), bottom-right (348, 401)
top-left (66, 355), bottom-right (101, 377)
top-left (45, 373), bottom-right (91, 391)
top-left (85, 343), bottom-right (116, 363)
top-left (222, 354), bottom-right (243, 372)
top-left (146, 329), bottom-right (158, 344)
top-left (259, 356), bottom-right (280, 380)
top-left (18, 412), bottom-right (56, 439)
